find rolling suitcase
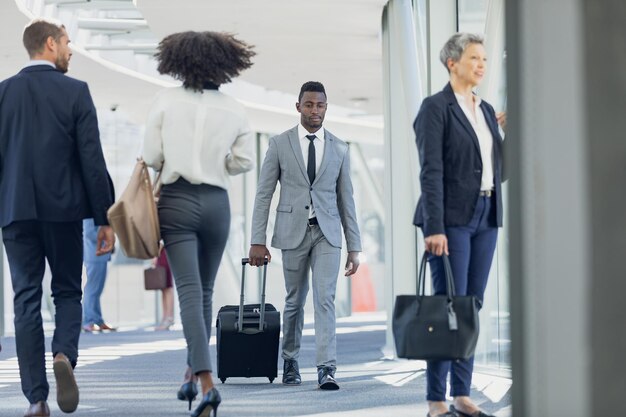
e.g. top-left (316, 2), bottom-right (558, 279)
top-left (216, 258), bottom-right (280, 383)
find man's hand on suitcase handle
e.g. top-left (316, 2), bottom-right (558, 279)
top-left (247, 244), bottom-right (272, 267)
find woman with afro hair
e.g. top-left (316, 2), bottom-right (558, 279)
top-left (143, 31), bottom-right (256, 417)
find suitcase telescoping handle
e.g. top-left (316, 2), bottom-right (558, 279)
top-left (239, 258), bottom-right (269, 333)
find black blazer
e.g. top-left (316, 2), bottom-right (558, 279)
top-left (0, 65), bottom-right (113, 227)
top-left (413, 83), bottom-right (504, 237)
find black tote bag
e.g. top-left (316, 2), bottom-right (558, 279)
top-left (392, 252), bottom-right (480, 360)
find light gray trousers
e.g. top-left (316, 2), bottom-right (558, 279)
top-left (158, 178), bottom-right (230, 374)
top-left (281, 224), bottom-right (341, 369)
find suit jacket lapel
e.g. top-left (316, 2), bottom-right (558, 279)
top-left (480, 101), bottom-right (501, 143)
top-left (287, 127), bottom-right (310, 183)
top-left (314, 129), bottom-right (335, 184)
top-left (480, 101), bottom-right (503, 168)
top-left (444, 84), bottom-right (481, 154)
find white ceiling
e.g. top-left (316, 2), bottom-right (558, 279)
top-left (136, 0), bottom-right (389, 115)
top-left (1, 2), bottom-right (166, 122)
top-left (1, 0), bottom-right (387, 142)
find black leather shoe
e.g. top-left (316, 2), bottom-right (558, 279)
top-left (282, 359), bottom-right (301, 385)
top-left (450, 404), bottom-right (495, 417)
top-left (317, 366), bottom-right (339, 390)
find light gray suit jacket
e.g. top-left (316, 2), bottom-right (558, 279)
top-left (251, 126), bottom-right (361, 252)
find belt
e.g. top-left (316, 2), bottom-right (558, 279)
top-left (479, 190), bottom-right (493, 197)
top-left (308, 217), bottom-right (318, 226)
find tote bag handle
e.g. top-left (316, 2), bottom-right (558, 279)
top-left (416, 251), bottom-right (459, 330)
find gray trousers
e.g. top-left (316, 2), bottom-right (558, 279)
top-left (158, 178), bottom-right (230, 374)
top-left (281, 224), bottom-right (341, 368)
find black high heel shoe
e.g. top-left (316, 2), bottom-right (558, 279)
top-left (190, 387), bottom-right (221, 417)
top-left (177, 381), bottom-right (198, 411)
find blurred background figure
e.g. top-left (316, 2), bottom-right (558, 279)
top-left (154, 248), bottom-right (175, 331)
top-left (82, 218), bottom-right (116, 332)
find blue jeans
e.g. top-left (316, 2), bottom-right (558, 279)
top-left (426, 195), bottom-right (498, 401)
top-left (82, 261), bottom-right (108, 326)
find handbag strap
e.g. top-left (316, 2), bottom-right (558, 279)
top-left (153, 170), bottom-right (162, 197)
top-left (417, 252), bottom-right (459, 331)
top-left (135, 157), bottom-right (161, 195)
top-left (417, 251), bottom-right (456, 298)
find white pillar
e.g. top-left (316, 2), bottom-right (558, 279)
top-left (381, 0), bottom-right (423, 357)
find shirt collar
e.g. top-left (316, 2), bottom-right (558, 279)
top-left (454, 92), bottom-right (482, 107)
top-left (298, 124), bottom-right (324, 141)
top-left (23, 60), bottom-right (56, 70)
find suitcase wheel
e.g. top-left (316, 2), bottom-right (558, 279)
top-left (268, 377), bottom-right (274, 383)
top-left (220, 378), bottom-right (226, 384)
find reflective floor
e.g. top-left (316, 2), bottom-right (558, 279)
top-left (0, 313), bottom-right (511, 416)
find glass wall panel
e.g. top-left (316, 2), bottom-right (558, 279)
top-left (99, 109), bottom-right (158, 327)
top-left (348, 142), bottom-right (385, 314)
top-left (458, 0), bottom-right (510, 372)
top-left (458, 0), bottom-right (489, 33)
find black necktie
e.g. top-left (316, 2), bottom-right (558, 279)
top-left (306, 134), bottom-right (316, 184)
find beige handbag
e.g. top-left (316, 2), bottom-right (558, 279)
top-left (107, 159), bottom-right (161, 259)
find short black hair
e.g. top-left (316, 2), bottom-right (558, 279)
top-left (298, 81), bottom-right (326, 102)
top-left (155, 31), bottom-right (255, 92)
top-left (23, 19), bottom-right (65, 58)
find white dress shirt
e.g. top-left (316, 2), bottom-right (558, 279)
top-left (143, 87), bottom-right (255, 189)
top-left (298, 124), bottom-right (325, 176)
top-left (298, 124), bottom-right (325, 218)
top-left (454, 93), bottom-right (495, 191)
top-left (24, 60), bottom-right (55, 69)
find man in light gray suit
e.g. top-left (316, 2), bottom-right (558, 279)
top-left (249, 81), bottom-right (361, 390)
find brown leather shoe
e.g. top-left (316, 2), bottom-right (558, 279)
top-left (53, 353), bottom-right (79, 413)
top-left (96, 323), bottom-right (116, 331)
top-left (24, 401), bottom-right (50, 417)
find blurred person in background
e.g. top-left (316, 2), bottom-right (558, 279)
top-left (154, 248), bottom-right (175, 331)
top-left (82, 218), bottom-right (116, 332)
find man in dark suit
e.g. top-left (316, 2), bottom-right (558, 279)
top-left (0, 19), bottom-right (115, 416)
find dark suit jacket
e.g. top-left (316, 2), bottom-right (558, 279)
top-left (413, 83), bottom-right (504, 237)
top-left (0, 64), bottom-right (113, 227)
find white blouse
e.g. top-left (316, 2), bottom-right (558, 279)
top-left (454, 93), bottom-right (495, 191)
top-left (143, 87), bottom-right (255, 189)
